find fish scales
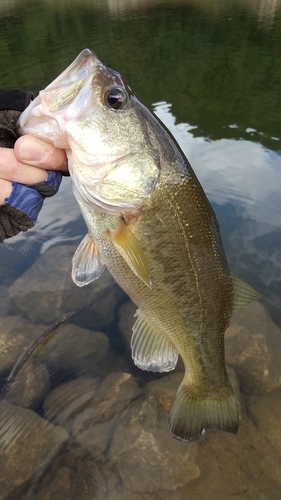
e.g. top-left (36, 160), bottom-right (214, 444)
top-left (18, 49), bottom-right (260, 442)
top-left (101, 178), bottom-right (229, 374)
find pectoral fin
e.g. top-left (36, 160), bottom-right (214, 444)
top-left (131, 309), bottom-right (178, 372)
top-left (106, 219), bottom-right (152, 289)
top-left (230, 272), bottom-right (260, 314)
top-left (72, 233), bottom-right (105, 287)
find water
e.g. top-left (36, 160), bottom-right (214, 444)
top-left (0, 1), bottom-right (280, 499)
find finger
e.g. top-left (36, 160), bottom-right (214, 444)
top-left (14, 136), bottom-right (68, 171)
top-left (0, 147), bottom-right (48, 185)
top-left (0, 179), bottom-right (13, 205)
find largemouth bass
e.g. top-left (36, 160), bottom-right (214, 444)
top-left (19, 49), bottom-right (259, 442)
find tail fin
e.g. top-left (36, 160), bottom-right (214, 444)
top-left (169, 381), bottom-right (238, 442)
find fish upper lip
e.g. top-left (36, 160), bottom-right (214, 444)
top-left (85, 55), bottom-right (98, 74)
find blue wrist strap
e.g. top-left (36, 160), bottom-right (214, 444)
top-left (45, 169), bottom-right (62, 194)
top-left (5, 170), bottom-right (62, 223)
top-left (30, 170), bottom-right (63, 197)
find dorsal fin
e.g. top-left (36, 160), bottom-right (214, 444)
top-left (230, 272), bottom-right (260, 314)
top-left (131, 309), bottom-right (178, 372)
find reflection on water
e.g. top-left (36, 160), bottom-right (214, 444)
top-left (1, 0), bottom-right (279, 22)
top-left (0, 0), bottom-right (281, 499)
top-left (154, 101), bottom-right (280, 227)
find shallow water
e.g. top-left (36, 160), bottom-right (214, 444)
top-left (0, 1), bottom-right (281, 499)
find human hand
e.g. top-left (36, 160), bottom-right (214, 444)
top-left (0, 135), bottom-right (68, 242)
top-left (0, 135), bottom-right (68, 204)
top-left (0, 88), bottom-right (69, 241)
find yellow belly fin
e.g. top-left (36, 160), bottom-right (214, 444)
top-left (71, 233), bottom-right (105, 287)
top-left (131, 309), bottom-right (178, 372)
top-left (106, 219), bottom-right (152, 289)
top-left (230, 272), bottom-right (260, 314)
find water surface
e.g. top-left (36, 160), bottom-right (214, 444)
top-left (0, 1), bottom-right (280, 499)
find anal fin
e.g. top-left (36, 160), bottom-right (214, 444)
top-left (131, 309), bottom-right (178, 372)
top-left (71, 233), bottom-right (105, 287)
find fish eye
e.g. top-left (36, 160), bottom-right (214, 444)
top-left (104, 87), bottom-right (129, 110)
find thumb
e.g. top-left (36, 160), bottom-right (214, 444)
top-left (14, 136), bottom-right (68, 171)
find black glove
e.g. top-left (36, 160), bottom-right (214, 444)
top-left (0, 89), bottom-right (62, 242)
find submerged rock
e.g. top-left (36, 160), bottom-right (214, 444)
top-left (188, 409), bottom-right (281, 500)
top-left (37, 323), bottom-right (110, 380)
top-left (43, 377), bottom-right (100, 426)
top-left (71, 372), bottom-right (141, 457)
top-left (47, 461), bottom-right (107, 500)
top-left (0, 286), bottom-right (11, 317)
top-left (8, 245), bottom-right (118, 329)
top-left (0, 246), bottom-right (23, 287)
top-left (42, 372), bottom-right (141, 458)
top-left (101, 464), bottom-right (160, 500)
top-left (32, 453), bottom-right (109, 500)
top-left (0, 400), bottom-right (69, 500)
top-left (0, 316), bottom-right (50, 409)
top-left (109, 372), bottom-right (200, 493)
top-left (247, 391), bottom-right (281, 454)
top-left (0, 316), bottom-right (45, 375)
top-left (4, 357), bottom-right (50, 409)
top-left (225, 301), bottom-right (281, 394)
top-left (1, 288), bottom-right (280, 499)
top-left (33, 465), bottom-right (72, 500)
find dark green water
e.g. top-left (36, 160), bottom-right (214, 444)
top-left (1, 0), bottom-right (280, 321)
top-left (0, 1), bottom-right (280, 499)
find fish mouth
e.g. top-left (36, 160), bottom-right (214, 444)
top-left (47, 49), bottom-right (97, 88)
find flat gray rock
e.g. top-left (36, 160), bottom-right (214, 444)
top-left (109, 373), bottom-right (200, 493)
top-left (248, 392), bottom-right (281, 453)
top-left (31, 456), bottom-right (108, 500)
top-left (0, 286), bottom-right (11, 317)
top-left (8, 245), bottom-right (118, 329)
top-left (0, 316), bottom-right (45, 375)
top-left (43, 377), bottom-right (100, 427)
top-left (0, 400), bottom-right (69, 500)
top-left (37, 323), bottom-right (110, 379)
top-left (4, 357), bottom-right (50, 409)
top-left (188, 410), bottom-right (281, 499)
top-left (71, 372), bottom-right (141, 457)
top-left (225, 301), bottom-right (281, 393)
